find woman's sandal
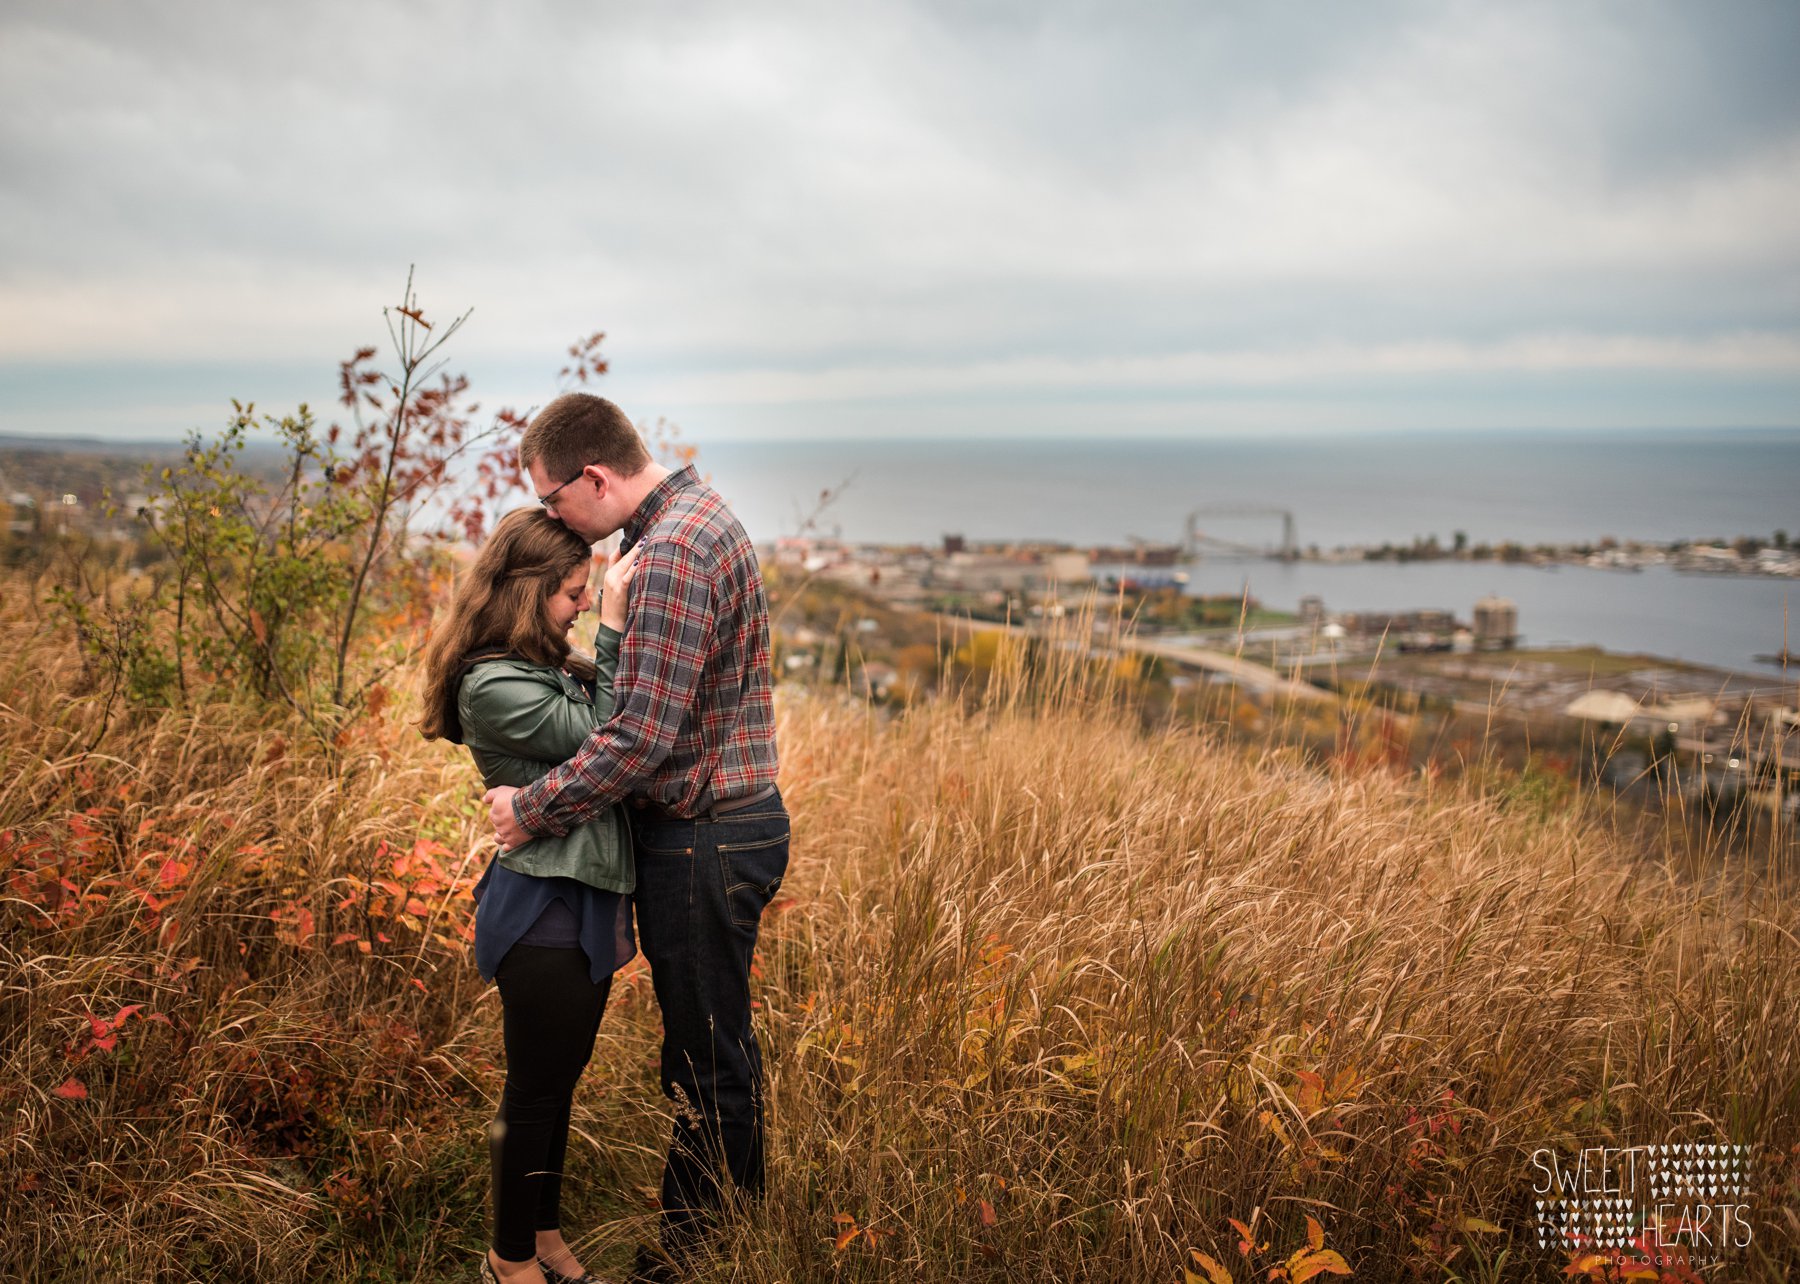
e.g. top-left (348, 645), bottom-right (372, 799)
top-left (537, 1260), bottom-right (609, 1284)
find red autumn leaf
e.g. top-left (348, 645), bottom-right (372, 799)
top-left (978, 1199), bottom-right (997, 1228)
top-left (1230, 1217), bottom-right (1256, 1255)
top-left (52, 1078), bottom-right (87, 1100)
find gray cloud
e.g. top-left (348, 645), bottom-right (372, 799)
top-left (0, 0), bottom-right (1795, 437)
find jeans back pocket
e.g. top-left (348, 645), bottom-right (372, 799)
top-left (717, 826), bottom-right (789, 928)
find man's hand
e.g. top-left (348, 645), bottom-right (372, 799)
top-left (484, 787), bottom-right (527, 849)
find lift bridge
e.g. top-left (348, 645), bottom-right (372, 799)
top-left (1184, 505), bottom-right (1298, 561)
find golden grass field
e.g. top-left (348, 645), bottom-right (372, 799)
top-left (4, 581), bottom-right (1798, 1282)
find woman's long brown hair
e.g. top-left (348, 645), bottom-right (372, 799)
top-left (418, 507), bottom-right (596, 741)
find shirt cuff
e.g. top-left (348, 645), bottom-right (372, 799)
top-left (511, 781), bottom-right (568, 839)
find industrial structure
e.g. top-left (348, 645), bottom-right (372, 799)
top-left (1183, 505), bottom-right (1298, 561)
top-left (1472, 595), bottom-right (1519, 650)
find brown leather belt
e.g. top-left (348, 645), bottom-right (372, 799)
top-left (632, 783), bottom-right (778, 822)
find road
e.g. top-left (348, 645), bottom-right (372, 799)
top-left (928, 611), bottom-right (1338, 705)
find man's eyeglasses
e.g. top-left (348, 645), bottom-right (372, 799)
top-left (538, 470), bottom-right (588, 512)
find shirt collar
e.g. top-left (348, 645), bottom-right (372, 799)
top-left (619, 464), bottom-right (699, 551)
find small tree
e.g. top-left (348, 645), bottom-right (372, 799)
top-left (56, 269), bottom-right (693, 738)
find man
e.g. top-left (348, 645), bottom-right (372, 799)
top-left (483, 392), bottom-right (785, 1279)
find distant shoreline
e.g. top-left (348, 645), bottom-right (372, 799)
top-left (3, 424), bottom-right (1798, 451)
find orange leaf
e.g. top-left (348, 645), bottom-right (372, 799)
top-left (1290, 1248), bottom-right (1351, 1282)
top-left (1188, 1249), bottom-right (1234, 1284)
top-left (1296, 1070), bottom-right (1325, 1111)
top-left (52, 1078), bottom-right (87, 1100)
top-left (978, 1198), bottom-right (997, 1227)
top-left (1305, 1215), bottom-right (1324, 1252)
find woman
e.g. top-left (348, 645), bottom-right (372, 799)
top-left (420, 507), bottom-right (640, 1284)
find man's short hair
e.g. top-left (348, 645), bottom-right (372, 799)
top-left (520, 393), bottom-right (652, 482)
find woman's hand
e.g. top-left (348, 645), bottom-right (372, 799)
top-left (598, 543), bottom-right (642, 632)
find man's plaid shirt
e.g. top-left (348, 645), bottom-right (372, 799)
top-left (511, 465), bottom-right (778, 835)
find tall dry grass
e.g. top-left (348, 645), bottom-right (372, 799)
top-left (4, 582), bottom-right (1798, 1282)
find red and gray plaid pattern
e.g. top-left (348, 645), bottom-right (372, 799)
top-left (511, 465), bottom-right (778, 833)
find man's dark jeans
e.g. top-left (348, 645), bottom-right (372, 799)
top-left (631, 788), bottom-right (789, 1257)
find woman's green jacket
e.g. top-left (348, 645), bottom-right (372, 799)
top-left (455, 624), bottom-right (632, 894)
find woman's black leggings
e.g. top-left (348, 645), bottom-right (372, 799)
top-left (490, 944), bottom-right (612, 1262)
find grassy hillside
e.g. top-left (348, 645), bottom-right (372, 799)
top-left (3, 582), bottom-right (1796, 1282)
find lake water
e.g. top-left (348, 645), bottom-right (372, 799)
top-left (1168, 557), bottom-right (1794, 682)
top-left (695, 429), bottom-right (1800, 678)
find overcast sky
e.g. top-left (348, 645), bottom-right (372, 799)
top-left (2, 0), bottom-right (1797, 441)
